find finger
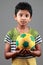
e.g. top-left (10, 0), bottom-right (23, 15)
top-left (16, 50), bottom-right (20, 54)
top-left (20, 49), bottom-right (25, 54)
top-left (19, 49), bottom-right (24, 53)
top-left (16, 48), bottom-right (20, 50)
top-left (20, 49), bottom-right (26, 55)
top-left (26, 49), bottom-right (30, 54)
top-left (20, 49), bottom-right (26, 53)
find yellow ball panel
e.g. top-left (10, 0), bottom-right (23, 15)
top-left (29, 41), bottom-right (35, 49)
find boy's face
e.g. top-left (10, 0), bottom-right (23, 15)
top-left (14, 10), bottom-right (32, 26)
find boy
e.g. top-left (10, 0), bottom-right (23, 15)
top-left (4, 2), bottom-right (42, 65)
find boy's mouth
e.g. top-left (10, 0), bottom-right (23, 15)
top-left (21, 21), bottom-right (26, 24)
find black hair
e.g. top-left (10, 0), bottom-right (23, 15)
top-left (15, 2), bottom-right (33, 17)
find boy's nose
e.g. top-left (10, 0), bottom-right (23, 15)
top-left (22, 16), bottom-right (26, 20)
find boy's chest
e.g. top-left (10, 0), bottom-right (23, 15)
top-left (10, 27), bottom-right (37, 41)
top-left (11, 28), bottom-right (29, 41)
top-left (17, 28), bottom-right (29, 34)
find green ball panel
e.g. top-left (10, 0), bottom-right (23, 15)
top-left (16, 41), bottom-right (19, 46)
top-left (30, 36), bottom-right (35, 42)
top-left (23, 41), bottom-right (29, 48)
top-left (31, 46), bottom-right (35, 50)
top-left (20, 34), bottom-right (26, 38)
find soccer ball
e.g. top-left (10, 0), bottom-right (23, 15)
top-left (16, 33), bottom-right (35, 50)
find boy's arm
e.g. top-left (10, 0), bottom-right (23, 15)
top-left (29, 29), bottom-right (42, 57)
top-left (30, 43), bottom-right (41, 57)
top-left (26, 43), bottom-right (41, 57)
top-left (4, 42), bottom-right (20, 59)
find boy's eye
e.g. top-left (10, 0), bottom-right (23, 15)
top-left (19, 14), bottom-right (23, 17)
top-left (25, 14), bottom-right (29, 17)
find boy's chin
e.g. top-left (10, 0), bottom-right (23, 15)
top-left (20, 24), bottom-right (26, 26)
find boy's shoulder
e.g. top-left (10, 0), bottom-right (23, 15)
top-left (7, 28), bottom-right (18, 35)
top-left (7, 28), bottom-right (14, 36)
top-left (7, 28), bottom-right (19, 41)
top-left (29, 28), bottom-right (39, 38)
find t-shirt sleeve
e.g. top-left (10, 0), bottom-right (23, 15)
top-left (35, 35), bottom-right (42, 44)
top-left (4, 30), bottom-right (16, 52)
top-left (33, 30), bottom-right (42, 44)
top-left (4, 30), bottom-right (12, 44)
top-left (30, 28), bottom-right (42, 44)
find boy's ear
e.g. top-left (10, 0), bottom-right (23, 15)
top-left (13, 15), bottom-right (17, 20)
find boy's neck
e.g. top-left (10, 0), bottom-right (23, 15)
top-left (16, 24), bottom-right (30, 34)
top-left (17, 24), bottom-right (28, 30)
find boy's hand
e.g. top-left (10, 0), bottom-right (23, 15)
top-left (16, 48), bottom-right (35, 56)
top-left (25, 49), bottom-right (32, 55)
top-left (16, 48), bottom-right (27, 56)
top-left (16, 48), bottom-right (33, 56)
top-left (26, 49), bottom-right (31, 53)
top-left (19, 49), bottom-right (27, 56)
top-left (25, 49), bottom-right (36, 57)
top-left (18, 49), bottom-right (33, 56)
